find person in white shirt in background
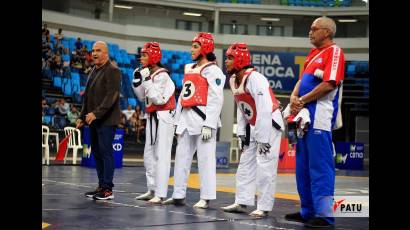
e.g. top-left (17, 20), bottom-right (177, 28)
top-left (132, 42), bottom-right (176, 204)
top-left (162, 32), bottom-right (225, 209)
top-left (220, 43), bottom-right (284, 218)
top-left (122, 105), bottom-right (134, 121)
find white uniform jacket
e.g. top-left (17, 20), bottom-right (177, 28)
top-left (236, 71), bottom-right (284, 144)
top-left (174, 64), bottom-right (226, 135)
top-left (132, 71), bottom-right (176, 124)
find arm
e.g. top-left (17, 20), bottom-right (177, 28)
top-left (299, 81), bottom-right (336, 104)
top-left (236, 106), bottom-right (247, 136)
top-left (92, 67), bottom-right (121, 119)
top-left (142, 72), bottom-right (175, 105)
top-left (299, 46), bottom-right (344, 106)
top-left (247, 73), bottom-right (273, 144)
top-left (132, 84), bottom-right (145, 102)
top-left (173, 93), bottom-right (182, 126)
top-left (202, 66), bottom-right (225, 129)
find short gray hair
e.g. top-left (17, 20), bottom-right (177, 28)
top-left (317, 16), bottom-right (337, 38)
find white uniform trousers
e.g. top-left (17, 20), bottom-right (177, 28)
top-left (143, 116), bottom-right (175, 198)
top-left (172, 129), bottom-right (217, 200)
top-left (234, 126), bottom-right (281, 211)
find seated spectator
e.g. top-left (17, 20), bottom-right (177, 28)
top-left (122, 105), bottom-right (134, 121)
top-left (129, 106), bottom-right (145, 144)
top-left (67, 105), bottom-right (80, 126)
top-left (42, 99), bottom-right (49, 115)
top-left (51, 52), bottom-right (63, 76)
top-left (54, 28), bottom-right (64, 43)
top-left (83, 50), bottom-right (94, 73)
top-left (54, 28), bottom-right (64, 53)
top-left (42, 24), bottom-right (50, 43)
top-left (71, 49), bottom-right (83, 70)
top-left (118, 113), bottom-right (129, 135)
top-left (53, 98), bottom-right (70, 116)
top-left (75, 37), bottom-right (83, 51)
top-left (62, 48), bottom-right (71, 69)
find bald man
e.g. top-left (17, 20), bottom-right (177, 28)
top-left (77, 41), bottom-right (122, 200)
top-left (285, 17), bottom-right (345, 228)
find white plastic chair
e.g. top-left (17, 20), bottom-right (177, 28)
top-left (42, 125), bottom-right (50, 165)
top-left (63, 127), bottom-right (83, 165)
top-left (230, 137), bottom-right (240, 164)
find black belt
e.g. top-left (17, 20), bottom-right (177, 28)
top-left (181, 106), bottom-right (206, 120)
top-left (243, 119), bottom-right (281, 147)
top-left (272, 119), bottom-right (281, 130)
top-left (243, 124), bottom-right (250, 148)
top-left (149, 112), bottom-right (159, 145)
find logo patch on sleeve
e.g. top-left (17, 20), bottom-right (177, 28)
top-left (215, 78), bottom-right (221, 86)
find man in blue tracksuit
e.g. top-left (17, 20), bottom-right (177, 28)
top-left (285, 16), bottom-right (345, 228)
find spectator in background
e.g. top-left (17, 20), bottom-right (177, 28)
top-left (62, 48), bottom-right (71, 70)
top-left (51, 52), bottom-right (64, 76)
top-left (53, 98), bottom-right (70, 116)
top-left (71, 49), bottom-right (83, 70)
top-left (67, 106), bottom-right (80, 126)
top-left (42, 24), bottom-right (50, 42)
top-left (52, 98), bottom-right (69, 129)
top-left (42, 99), bottom-right (49, 116)
top-left (54, 28), bottom-right (64, 54)
top-left (122, 105), bottom-right (134, 121)
top-left (129, 106), bottom-right (144, 143)
top-left (84, 50), bottom-right (94, 74)
top-left (75, 37), bottom-right (83, 51)
top-left (118, 113), bottom-right (127, 131)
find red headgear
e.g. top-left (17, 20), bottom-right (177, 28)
top-left (226, 43), bottom-right (251, 71)
top-left (192, 32), bottom-right (215, 58)
top-left (140, 42), bottom-right (162, 67)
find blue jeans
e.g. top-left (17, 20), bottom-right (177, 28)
top-left (296, 128), bottom-right (335, 224)
top-left (90, 125), bottom-right (116, 189)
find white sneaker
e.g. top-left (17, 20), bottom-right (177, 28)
top-left (220, 203), bottom-right (247, 213)
top-left (162, 198), bottom-right (185, 206)
top-left (193, 199), bottom-right (209, 209)
top-left (135, 191), bottom-right (154, 200)
top-left (249, 209), bottom-right (268, 218)
top-left (148, 196), bottom-right (162, 204)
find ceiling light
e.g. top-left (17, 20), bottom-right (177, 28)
top-left (260, 17), bottom-right (280, 22)
top-left (183, 12), bottom-right (202, 17)
top-left (114, 4), bottom-right (133, 10)
top-left (338, 19), bottom-right (358, 23)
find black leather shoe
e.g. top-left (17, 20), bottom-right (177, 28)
top-left (304, 217), bottom-right (331, 228)
top-left (285, 212), bottom-right (307, 223)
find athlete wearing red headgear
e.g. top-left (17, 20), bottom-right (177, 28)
top-left (132, 42), bottom-right (176, 204)
top-left (140, 42), bottom-right (162, 67)
top-left (220, 43), bottom-right (283, 218)
top-left (162, 32), bottom-right (225, 209)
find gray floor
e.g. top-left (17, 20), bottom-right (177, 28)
top-left (42, 165), bottom-right (368, 230)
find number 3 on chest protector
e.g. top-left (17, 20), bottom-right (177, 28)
top-left (182, 80), bottom-right (195, 100)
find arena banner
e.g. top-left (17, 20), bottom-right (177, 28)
top-left (216, 142), bottom-right (230, 168)
top-left (223, 50), bottom-right (307, 93)
top-left (81, 127), bottom-right (124, 168)
top-left (278, 138), bottom-right (296, 172)
top-left (335, 142), bottom-right (364, 170)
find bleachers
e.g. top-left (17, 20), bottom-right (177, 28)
top-left (342, 60), bottom-right (369, 114)
top-left (44, 33), bottom-right (199, 113)
top-left (197, 0), bottom-right (351, 6)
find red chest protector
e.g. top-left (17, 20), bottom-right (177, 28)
top-left (145, 68), bottom-right (176, 113)
top-left (229, 68), bottom-right (280, 126)
top-left (180, 62), bottom-right (215, 107)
